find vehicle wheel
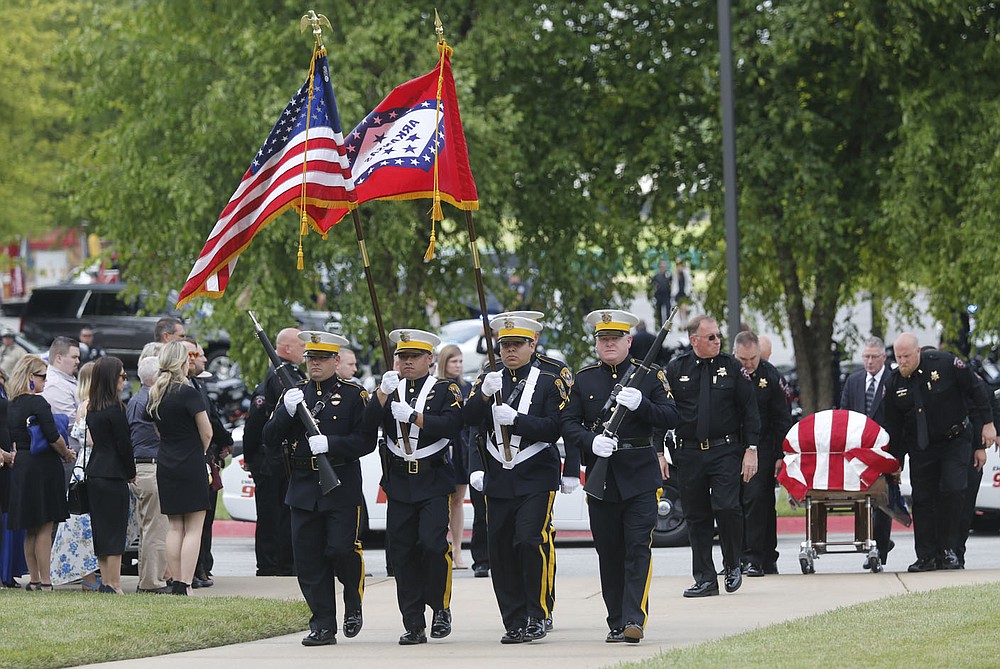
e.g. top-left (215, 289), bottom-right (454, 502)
top-left (206, 348), bottom-right (239, 381)
top-left (970, 513), bottom-right (1000, 534)
top-left (651, 482), bottom-right (689, 547)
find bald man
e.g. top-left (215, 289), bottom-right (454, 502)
top-left (758, 335), bottom-right (773, 362)
top-left (242, 327), bottom-right (306, 576)
top-left (883, 333), bottom-right (995, 571)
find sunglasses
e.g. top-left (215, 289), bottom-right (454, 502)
top-left (31, 372), bottom-right (47, 379)
top-left (187, 352), bottom-right (200, 359)
top-left (695, 333), bottom-right (721, 342)
top-left (119, 372), bottom-right (128, 380)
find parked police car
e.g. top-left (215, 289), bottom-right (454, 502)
top-left (220, 427), bottom-right (688, 547)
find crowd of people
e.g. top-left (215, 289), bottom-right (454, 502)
top-left (0, 317), bottom-right (232, 595)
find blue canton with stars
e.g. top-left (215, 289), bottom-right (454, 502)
top-left (344, 99), bottom-right (445, 185)
top-left (250, 56), bottom-right (341, 176)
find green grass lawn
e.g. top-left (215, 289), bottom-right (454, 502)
top-left (0, 591), bottom-right (309, 669)
top-left (619, 582), bottom-right (1000, 669)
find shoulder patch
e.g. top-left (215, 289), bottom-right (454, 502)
top-left (560, 367), bottom-right (574, 386)
top-left (359, 389), bottom-right (369, 403)
top-left (740, 366), bottom-right (752, 381)
top-left (657, 369), bottom-right (671, 396)
top-left (554, 378), bottom-right (569, 402)
top-left (449, 383), bottom-right (463, 403)
top-left (953, 357), bottom-right (967, 369)
top-left (252, 395), bottom-right (266, 410)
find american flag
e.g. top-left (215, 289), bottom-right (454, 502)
top-left (177, 49), bottom-right (354, 307)
top-left (778, 409), bottom-right (900, 501)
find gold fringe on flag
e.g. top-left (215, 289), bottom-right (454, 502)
top-left (424, 37), bottom-right (453, 261)
top-left (297, 44), bottom-right (322, 271)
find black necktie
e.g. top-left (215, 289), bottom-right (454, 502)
top-left (910, 376), bottom-right (929, 450)
top-left (696, 360), bottom-right (712, 441)
top-left (865, 376), bottom-right (876, 415)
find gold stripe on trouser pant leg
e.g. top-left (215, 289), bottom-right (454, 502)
top-left (537, 491), bottom-right (556, 617)
top-left (443, 497), bottom-right (454, 608)
top-left (352, 505), bottom-right (365, 603)
top-left (638, 488), bottom-right (663, 627)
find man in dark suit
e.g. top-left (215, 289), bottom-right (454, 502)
top-left (839, 336), bottom-right (893, 568)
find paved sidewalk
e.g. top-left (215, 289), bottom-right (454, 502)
top-left (77, 568), bottom-right (1000, 669)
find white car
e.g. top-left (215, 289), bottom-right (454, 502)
top-left (221, 431), bottom-right (688, 547)
top-left (437, 318), bottom-right (489, 380)
top-left (896, 444), bottom-right (1000, 532)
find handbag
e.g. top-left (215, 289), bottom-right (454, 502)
top-left (67, 430), bottom-right (90, 516)
top-left (28, 413), bottom-right (71, 456)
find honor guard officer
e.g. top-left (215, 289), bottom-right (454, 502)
top-left (487, 310), bottom-right (572, 631)
top-left (242, 327), bottom-right (305, 577)
top-left (363, 329), bottom-right (464, 645)
top-left (465, 315), bottom-right (574, 645)
top-left (262, 331), bottom-right (377, 646)
top-left (665, 315), bottom-right (760, 598)
top-left (883, 333), bottom-right (996, 572)
top-left (732, 331), bottom-right (792, 577)
top-left (562, 309), bottom-right (678, 644)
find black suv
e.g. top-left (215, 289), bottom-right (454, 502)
top-left (20, 283), bottom-right (231, 373)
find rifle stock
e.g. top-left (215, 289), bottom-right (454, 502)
top-left (248, 311), bottom-right (340, 494)
top-left (583, 308), bottom-right (677, 500)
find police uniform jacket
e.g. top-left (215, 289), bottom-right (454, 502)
top-left (665, 351), bottom-right (761, 446)
top-left (883, 350), bottom-right (992, 459)
top-left (243, 361), bottom-right (305, 477)
top-left (561, 358), bottom-right (678, 500)
top-left (362, 375), bottom-right (463, 504)
top-left (464, 361), bottom-right (569, 498)
top-left (263, 375), bottom-right (376, 512)
top-left (485, 352), bottom-right (574, 388)
top-left (748, 359), bottom-right (793, 459)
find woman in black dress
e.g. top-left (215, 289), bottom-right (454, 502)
top-left (6, 355), bottom-right (75, 591)
top-left (147, 341), bottom-right (211, 595)
top-left (86, 357), bottom-right (135, 594)
top-left (438, 344), bottom-right (472, 569)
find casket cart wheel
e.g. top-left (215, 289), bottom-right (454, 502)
top-left (798, 547), bottom-right (816, 574)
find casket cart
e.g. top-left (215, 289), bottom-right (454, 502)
top-left (777, 409), bottom-right (905, 574)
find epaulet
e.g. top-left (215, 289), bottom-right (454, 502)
top-left (576, 362), bottom-right (601, 374)
top-left (633, 357), bottom-right (662, 371)
top-left (538, 369), bottom-right (559, 379)
top-left (433, 376), bottom-right (454, 386)
top-left (339, 378), bottom-right (365, 393)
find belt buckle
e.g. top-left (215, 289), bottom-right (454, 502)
top-left (699, 439), bottom-right (710, 451)
top-left (408, 460), bottom-right (419, 475)
top-left (310, 457), bottom-right (319, 471)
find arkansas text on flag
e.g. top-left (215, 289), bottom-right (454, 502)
top-left (177, 49), bottom-right (354, 307)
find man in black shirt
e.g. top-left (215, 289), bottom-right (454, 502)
top-left (732, 331), bottom-right (792, 577)
top-left (664, 315), bottom-right (760, 597)
top-left (562, 309), bottom-right (678, 643)
top-left (883, 333), bottom-right (995, 572)
top-left (363, 328), bottom-right (463, 645)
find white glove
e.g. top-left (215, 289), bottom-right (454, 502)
top-left (283, 388), bottom-right (304, 416)
top-left (470, 470), bottom-right (485, 492)
top-left (616, 387), bottom-right (642, 411)
top-left (391, 401), bottom-right (414, 423)
top-left (308, 434), bottom-right (329, 455)
top-left (560, 475), bottom-right (580, 494)
top-left (481, 371), bottom-right (503, 397)
top-left (492, 403), bottom-right (518, 426)
top-left (380, 371), bottom-right (401, 395)
top-left (592, 434), bottom-right (618, 458)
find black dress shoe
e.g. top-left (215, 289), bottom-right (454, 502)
top-left (302, 629), bottom-right (336, 646)
top-left (683, 580), bottom-right (719, 598)
top-left (524, 617), bottom-right (546, 641)
top-left (430, 608), bottom-right (452, 638)
top-left (473, 564), bottom-right (490, 578)
top-left (908, 557), bottom-right (938, 573)
top-left (343, 609), bottom-right (363, 638)
top-left (940, 550), bottom-right (963, 570)
top-left (399, 628), bottom-right (427, 645)
top-left (606, 628), bottom-right (625, 643)
top-left (543, 616), bottom-right (553, 632)
top-left (170, 580), bottom-right (189, 595)
top-left (191, 576), bottom-right (214, 588)
top-left (744, 563), bottom-right (765, 577)
top-left (764, 563), bottom-right (779, 575)
top-left (500, 628), bottom-right (526, 644)
top-left (623, 623), bottom-right (643, 644)
top-left (724, 567), bottom-right (743, 593)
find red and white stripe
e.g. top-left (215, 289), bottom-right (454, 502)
top-left (778, 409), bottom-right (899, 501)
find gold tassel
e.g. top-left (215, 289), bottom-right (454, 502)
top-left (423, 230), bottom-right (436, 262)
top-left (297, 241), bottom-right (304, 270)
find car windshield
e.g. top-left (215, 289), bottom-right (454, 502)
top-left (438, 319), bottom-right (484, 344)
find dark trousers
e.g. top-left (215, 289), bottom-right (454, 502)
top-left (253, 471), bottom-right (293, 575)
top-left (486, 491), bottom-right (555, 631)
top-left (741, 453), bottom-right (778, 569)
top-left (197, 483), bottom-right (217, 577)
top-left (588, 489), bottom-right (657, 631)
top-left (470, 485), bottom-right (489, 569)
top-left (654, 296), bottom-right (671, 326)
top-left (957, 460), bottom-right (984, 565)
top-left (291, 505), bottom-right (365, 632)
top-left (387, 494), bottom-right (451, 631)
top-left (545, 520), bottom-right (556, 615)
top-left (872, 505), bottom-right (894, 563)
top-left (676, 444), bottom-right (743, 583)
top-left (909, 433), bottom-right (972, 561)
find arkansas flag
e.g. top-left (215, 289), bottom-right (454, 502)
top-left (778, 409), bottom-right (900, 501)
top-left (316, 44), bottom-right (478, 233)
top-left (177, 48), bottom-right (355, 308)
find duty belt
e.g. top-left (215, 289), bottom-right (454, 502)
top-left (611, 438), bottom-right (653, 451)
top-left (290, 455), bottom-right (348, 471)
top-left (134, 457), bottom-right (157, 464)
top-left (940, 420), bottom-right (970, 442)
top-left (679, 433), bottom-right (740, 450)
top-left (388, 453), bottom-right (449, 475)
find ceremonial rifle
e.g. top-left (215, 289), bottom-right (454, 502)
top-left (248, 311), bottom-right (340, 494)
top-left (583, 308), bottom-right (677, 500)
